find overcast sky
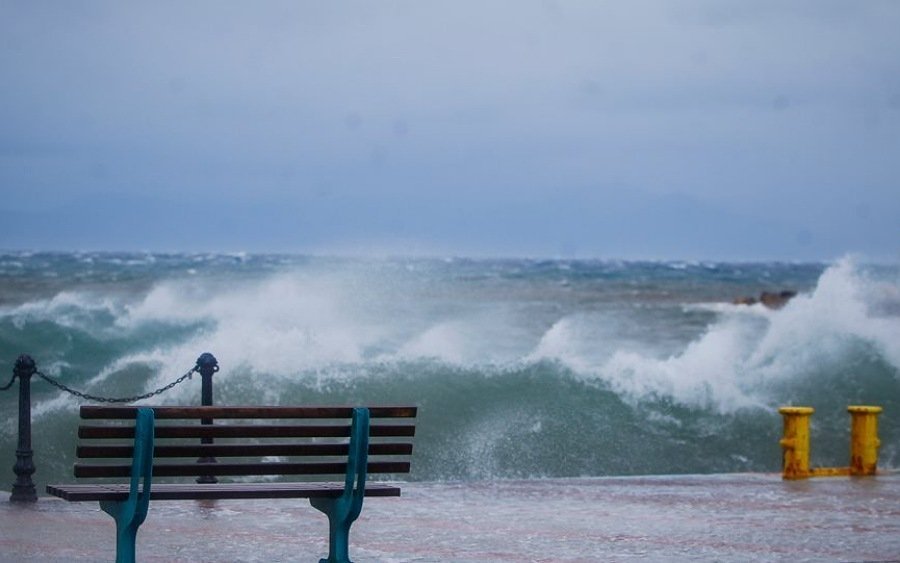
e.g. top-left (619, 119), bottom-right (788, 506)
top-left (1, 1), bottom-right (898, 261)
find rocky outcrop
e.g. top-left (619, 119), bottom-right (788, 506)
top-left (732, 290), bottom-right (797, 309)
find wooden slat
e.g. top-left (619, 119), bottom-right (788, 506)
top-left (74, 461), bottom-right (411, 478)
top-left (79, 424), bottom-right (415, 440)
top-left (47, 482), bottom-right (401, 502)
top-left (80, 425), bottom-right (349, 439)
top-left (80, 405), bottom-right (417, 419)
top-left (370, 424), bottom-right (416, 437)
top-left (77, 442), bottom-right (414, 459)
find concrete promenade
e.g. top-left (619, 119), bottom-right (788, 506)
top-left (1, 473), bottom-right (899, 562)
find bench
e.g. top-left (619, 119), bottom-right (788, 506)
top-left (46, 405), bottom-right (417, 563)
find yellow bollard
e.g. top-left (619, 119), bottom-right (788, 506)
top-left (779, 406), bottom-right (815, 480)
top-left (848, 405), bottom-right (882, 476)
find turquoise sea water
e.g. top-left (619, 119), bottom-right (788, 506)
top-left (1, 253), bottom-right (898, 488)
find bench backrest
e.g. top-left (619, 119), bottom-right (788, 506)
top-left (75, 405), bottom-right (417, 480)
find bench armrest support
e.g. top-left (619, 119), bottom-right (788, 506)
top-left (99, 407), bottom-right (155, 563)
top-left (310, 407), bottom-right (370, 563)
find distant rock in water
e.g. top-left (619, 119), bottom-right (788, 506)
top-left (732, 290), bottom-right (797, 309)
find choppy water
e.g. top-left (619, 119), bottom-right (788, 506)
top-left (1, 253), bottom-right (898, 487)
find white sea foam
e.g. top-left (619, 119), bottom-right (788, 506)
top-left (528, 257), bottom-right (900, 412)
top-left (2, 291), bottom-right (123, 332)
top-left (747, 257), bottom-right (900, 374)
top-left (13, 256), bottom-right (899, 419)
top-left (526, 312), bottom-right (647, 371)
top-left (393, 309), bottom-right (532, 367)
top-left (114, 273), bottom-right (387, 390)
top-left (109, 267), bottom-right (532, 386)
top-left (395, 321), bottom-right (472, 365)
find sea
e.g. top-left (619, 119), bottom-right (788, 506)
top-left (1, 252), bottom-right (898, 490)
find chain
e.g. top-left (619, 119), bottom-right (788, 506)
top-left (0, 374), bottom-right (15, 391)
top-left (35, 366), bottom-right (198, 403)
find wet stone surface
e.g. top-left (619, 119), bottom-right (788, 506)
top-left (1, 473), bottom-right (899, 562)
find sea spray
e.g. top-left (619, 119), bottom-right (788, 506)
top-left (1, 253), bottom-right (897, 488)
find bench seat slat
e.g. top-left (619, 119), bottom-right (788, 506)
top-left (46, 482), bottom-right (401, 502)
top-left (74, 461), bottom-right (411, 478)
top-left (79, 424), bottom-right (416, 439)
top-left (77, 443), bottom-right (413, 459)
top-left (80, 405), bottom-right (417, 419)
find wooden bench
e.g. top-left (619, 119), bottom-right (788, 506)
top-left (47, 405), bottom-right (417, 563)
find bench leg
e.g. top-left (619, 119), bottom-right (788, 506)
top-left (100, 500), bottom-right (145, 563)
top-left (97, 408), bottom-right (154, 563)
top-left (310, 497), bottom-right (357, 563)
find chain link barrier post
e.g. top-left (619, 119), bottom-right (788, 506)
top-left (4, 352), bottom-right (216, 502)
top-left (195, 352), bottom-right (219, 484)
top-left (10, 355), bottom-right (38, 503)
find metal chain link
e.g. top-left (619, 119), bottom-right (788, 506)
top-left (35, 366), bottom-right (198, 403)
top-left (0, 374), bottom-right (15, 391)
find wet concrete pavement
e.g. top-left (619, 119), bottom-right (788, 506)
top-left (2, 473), bottom-right (899, 562)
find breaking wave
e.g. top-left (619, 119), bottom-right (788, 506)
top-left (1, 254), bottom-right (897, 484)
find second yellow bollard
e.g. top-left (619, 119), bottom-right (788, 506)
top-left (779, 406), bottom-right (814, 479)
top-left (848, 405), bottom-right (882, 476)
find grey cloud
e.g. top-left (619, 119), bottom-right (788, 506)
top-left (1, 2), bottom-right (898, 260)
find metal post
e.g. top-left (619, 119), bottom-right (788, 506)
top-left (778, 406), bottom-right (814, 480)
top-left (848, 405), bottom-right (882, 476)
top-left (195, 352), bottom-right (218, 484)
top-left (10, 355), bottom-right (38, 503)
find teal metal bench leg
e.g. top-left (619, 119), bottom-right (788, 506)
top-left (98, 408), bottom-right (155, 563)
top-left (310, 407), bottom-right (369, 563)
top-left (99, 499), bottom-right (143, 563)
top-left (309, 496), bottom-right (353, 563)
